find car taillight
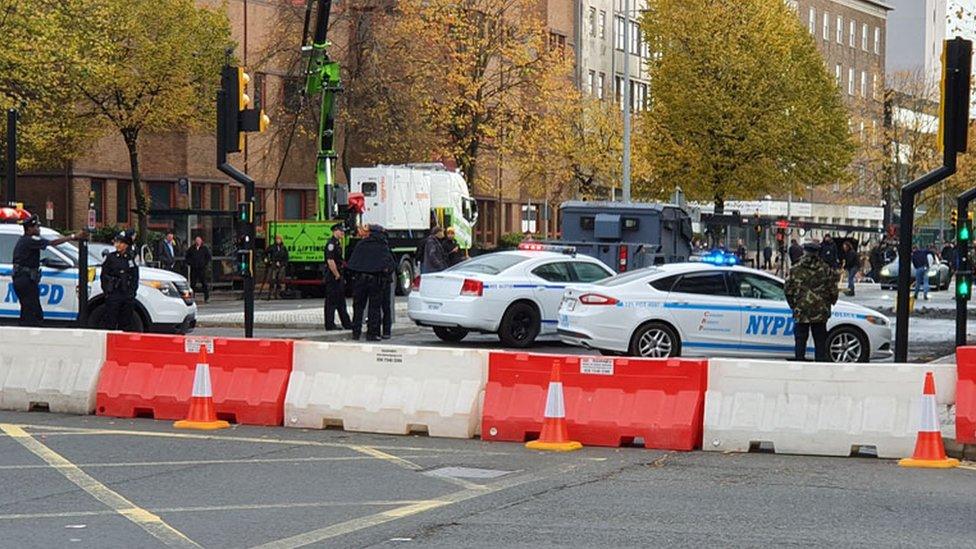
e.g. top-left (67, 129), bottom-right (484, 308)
top-left (618, 245), bottom-right (628, 272)
top-left (460, 278), bottom-right (483, 296)
top-left (579, 293), bottom-right (618, 305)
top-left (411, 275), bottom-right (421, 291)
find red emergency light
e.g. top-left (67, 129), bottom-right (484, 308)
top-left (774, 219), bottom-right (790, 229)
top-left (0, 205), bottom-right (31, 223)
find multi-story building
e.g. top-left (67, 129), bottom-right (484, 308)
top-left (886, 0), bottom-right (946, 89)
top-left (577, 0), bottom-right (650, 111)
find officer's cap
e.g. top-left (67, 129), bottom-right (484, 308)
top-left (331, 223), bottom-right (345, 232)
top-left (114, 229), bottom-right (135, 246)
top-left (369, 224), bottom-right (386, 233)
top-left (22, 215), bottom-right (40, 228)
top-left (803, 242), bottom-right (821, 253)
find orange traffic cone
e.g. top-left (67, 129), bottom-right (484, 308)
top-left (525, 360), bottom-right (582, 452)
top-left (899, 371), bottom-right (958, 468)
top-left (174, 347), bottom-right (230, 431)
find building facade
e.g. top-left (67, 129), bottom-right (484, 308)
top-left (885, 0), bottom-right (946, 88)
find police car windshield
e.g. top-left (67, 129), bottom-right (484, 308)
top-left (446, 253), bottom-right (529, 275)
top-left (58, 242), bottom-right (104, 265)
top-left (595, 268), bottom-right (660, 287)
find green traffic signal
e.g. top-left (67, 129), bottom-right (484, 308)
top-left (960, 223), bottom-right (972, 242)
top-left (958, 275), bottom-right (973, 299)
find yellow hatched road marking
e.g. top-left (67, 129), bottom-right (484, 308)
top-left (0, 424), bottom-right (200, 548)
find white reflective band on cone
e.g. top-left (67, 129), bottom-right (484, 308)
top-left (544, 381), bottom-right (565, 419)
top-left (919, 394), bottom-right (939, 432)
top-left (191, 363), bottom-right (213, 398)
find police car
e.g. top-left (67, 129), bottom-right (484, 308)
top-left (557, 252), bottom-right (893, 363)
top-left (0, 214), bottom-right (197, 333)
top-left (408, 243), bottom-right (614, 347)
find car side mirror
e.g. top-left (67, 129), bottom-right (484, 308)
top-left (40, 256), bottom-right (71, 270)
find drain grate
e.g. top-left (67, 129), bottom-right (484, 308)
top-left (424, 466), bottom-right (513, 480)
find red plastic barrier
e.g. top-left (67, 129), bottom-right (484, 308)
top-left (482, 352), bottom-right (707, 451)
top-left (957, 347), bottom-right (976, 445)
top-left (96, 333), bottom-right (293, 426)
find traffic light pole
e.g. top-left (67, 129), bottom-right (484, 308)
top-left (6, 109), bottom-right (16, 201)
top-left (955, 189), bottom-right (976, 347)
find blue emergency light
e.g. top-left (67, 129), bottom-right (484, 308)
top-left (699, 250), bottom-right (739, 266)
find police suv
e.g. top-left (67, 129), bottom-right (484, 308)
top-left (557, 252), bottom-right (892, 363)
top-left (0, 219), bottom-right (197, 332)
top-left (408, 243), bottom-right (614, 347)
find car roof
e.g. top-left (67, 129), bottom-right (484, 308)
top-left (0, 224), bottom-right (62, 237)
top-left (489, 250), bottom-right (595, 261)
top-left (635, 263), bottom-right (781, 279)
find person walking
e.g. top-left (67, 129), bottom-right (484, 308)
top-left (762, 244), bottom-right (773, 270)
top-left (868, 242), bottom-right (884, 281)
top-left (788, 238), bottom-right (803, 266)
top-left (100, 229), bottom-right (140, 331)
top-left (441, 227), bottom-right (464, 266)
top-left (841, 241), bottom-right (859, 296)
top-left (734, 238), bottom-right (747, 264)
top-left (184, 236), bottom-right (212, 303)
top-left (941, 241), bottom-right (956, 274)
top-left (785, 242), bottom-right (838, 362)
top-left (820, 234), bottom-right (839, 270)
top-left (264, 235), bottom-right (289, 300)
top-left (911, 244), bottom-right (933, 300)
top-left (347, 224), bottom-right (395, 340)
top-left (12, 215), bottom-right (84, 326)
top-left (156, 232), bottom-right (177, 272)
top-left (421, 226), bottom-right (448, 274)
top-left (323, 223), bottom-right (352, 331)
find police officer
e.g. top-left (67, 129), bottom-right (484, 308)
top-left (264, 235), bottom-right (289, 300)
top-left (324, 223), bottom-right (352, 331)
top-left (12, 215), bottom-right (84, 327)
top-left (784, 242), bottom-right (838, 362)
top-left (375, 226), bottom-right (397, 339)
top-left (100, 229), bottom-right (140, 331)
top-left (346, 224), bottom-right (395, 340)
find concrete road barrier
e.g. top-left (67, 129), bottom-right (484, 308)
top-left (285, 342), bottom-right (487, 438)
top-left (0, 327), bottom-right (107, 414)
top-left (704, 358), bottom-right (956, 458)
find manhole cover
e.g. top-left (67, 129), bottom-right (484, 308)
top-left (424, 466), bottom-right (513, 480)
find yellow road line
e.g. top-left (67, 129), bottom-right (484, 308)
top-left (346, 444), bottom-right (423, 471)
top-left (0, 500), bottom-right (430, 521)
top-left (0, 424), bottom-right (200, 548)
top-left (250, 473), bottom-right (540, 549)
top-left (0, 454), bottom-right (430, 471)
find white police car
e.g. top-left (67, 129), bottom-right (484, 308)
top-left (408, 243), bottom-right (614, 347)
top-left (557, 253), bottom-right (893, 362)
top-left (0, 222), bottom-right (197, 333)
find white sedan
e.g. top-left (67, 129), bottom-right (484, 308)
top-left (408, 244), bottom-right (615, 347)
top-left (557, 262), bottom-right (893, 363)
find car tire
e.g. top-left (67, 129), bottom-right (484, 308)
top-left (433, 326), bottom-right (468, 343)
top-left (395, 256), bottom-right (414, 296)
top-left (87, 303), bottom-right (145, 332)
top-left (629, 322), bottom-right (681, 358)
top-left (827, 326), bottom-right (869, 363)
top-left (498, 302), bottom-right (541, 348)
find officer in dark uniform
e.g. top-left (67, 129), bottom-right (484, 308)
top-left (374, 226), bottom-right (397, 339)
top-left (100, 229), bottom-right (140, 331)
top-left (12, 215), bottom-right (84, 327)
top-left (324, 223), bottom-right (352, 330)
top-left (346, 224), bottom-right (395, 340)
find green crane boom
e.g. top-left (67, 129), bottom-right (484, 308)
top-left (302, 0), bottom-right (341, 221)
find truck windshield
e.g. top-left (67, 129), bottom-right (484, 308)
top-left (462, 198), bottom-right (478, 224)
top-left (447, 253), bottom-right (528, 275)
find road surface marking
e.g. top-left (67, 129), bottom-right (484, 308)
top-left (0, 454), bottom-right (430, 471)
top-left (249, 472), bottom-right (542, 549)
top-left (346, 444), bottom-right (423, 471)
top-left (0, 424), bottom-right (200, 548)
top-left (0, 500), bottom-right (432, 521)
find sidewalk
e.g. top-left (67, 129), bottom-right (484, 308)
top-left (197, 299), bottom-right (408, 328)
top-left (842, 283), bottom-right (975, 318)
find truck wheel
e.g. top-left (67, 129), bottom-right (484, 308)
top-left (498, 302), bottom-right (541, 348)
top-left (433, 326), bottom-right (468, 343)
top-left (395, 256), bottom-right (415, 296)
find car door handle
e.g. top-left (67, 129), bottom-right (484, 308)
top-left (745, 304), bottom-right (761, 310)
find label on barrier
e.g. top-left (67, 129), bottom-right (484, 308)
top-left (580, 357), bottom-right (614, 376)
top-left (375, 348), bottom-right (404, 365)
top-left (184, 336), bottom-right (214, 354)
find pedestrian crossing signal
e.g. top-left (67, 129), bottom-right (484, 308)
top-left (236, 249), bottom-right (253, 278)
top-left (957, 273), bottom-right (972, 300)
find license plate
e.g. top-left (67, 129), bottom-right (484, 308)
top-left (426, 302), bottom-right (442, 311)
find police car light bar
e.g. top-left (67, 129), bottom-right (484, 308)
top-left (518, 242), bottom-right (577, 255)
top-left (0, 204), bottom-right (30, 223)
top-left (692, 250), bottom-right (739, 266)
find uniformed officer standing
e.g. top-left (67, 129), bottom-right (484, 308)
top-left (264, 235), bottom-right (289, 300)
top-left (784, 242), bottom-right (838, 362)
top-left (324, 223), bottom-right (352, 331)
top-left (374, 225), bottom-right (397, 339)
top-left (12, 215), bottom-right (84, 327)
top-left (346, 224), bottom-right (395, 340)
top-left (100, 229), bottom-right (140, 331)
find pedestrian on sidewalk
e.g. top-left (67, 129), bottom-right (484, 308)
top-left (324, 223), bottom-right (352, 331)
top-left (788, 238), bottom-right (803, 266)
top-left (184, 236), bottom-right (212, 303)
top-left (785, 242), bottom-right (837, 362)
top-left (762, 244), bottom-right (772, 270)
top-left (911, 244), bottom-right (933, 300)
top-left (265, 235), bottom-right (289, 300)
top-left (421, 226), bottom-right (448, 274)
top-left (841, 241), bottom-right (859, 296)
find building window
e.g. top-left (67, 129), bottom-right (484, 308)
top-left (849, 20), bottom-right (855, 47)
top-left (191, 183), bottom-right (203, 210)
top-left (90, 179), bottom-right (105, 223)
top-left (861, 23), bottom-right (868, 50)
top-left (874, 27), bottom-right (880, 54)
top-left (116, 181), bottom-right (129, 224)
top-left (597, 72), bottom-right (605, 100)
top-left (614, 15), bottom-right (625, 51)
top-left (588, 70), bottom-right (595, 96)
top-left (599, 10), bottom-right (606, 39)
top-left (835, 63), bottom-right (842, 84)
top-left (588, 7), bottom-right (596, 36)
top-left (229, 186), bottom-right (241, 207)
top-left (860, 71), bottom-right (867, 97)
top-left (848, 67), bottom-right (854, 95)
top-left (630, 21), bottom-right (640, 55)
top-left (872, 72), bottom-right (878, 100)
top-left (808, 7), bottom-right (815, 33)
top-left (836, 15), bottom-right (843, 44)
top-left (548, 32), bottom-right (566, 51)
top-left (614, 75), bottom-right (624, 107)
top-left (210, 185), bottom-right (223, 211)
top-left (282, 190), bottom-right (303, 220)
top-left (822, 12), bottom-right (829, 41)
top-left (149, 182), bottom-right (172, 210)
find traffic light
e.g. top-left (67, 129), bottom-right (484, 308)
top-left (938, 38), bottom-right (972, 154)
top-left (951, 208), bottom-right (958, 228)
top-left (959, 218), bottom-right (972, 243)
top-left (236, 249), bottom-right (253, 278)
top-left (237, 201), bottom-right (253, 224)
top-left (957, 272), bottom-right (972, 300)
top-left (218, 65), bottom-right (271, 156)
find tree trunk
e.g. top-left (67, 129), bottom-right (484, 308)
top-left (122, 129), bottom-right (148, 244)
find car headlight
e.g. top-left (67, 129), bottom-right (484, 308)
top-left (865, 315), bottom-right (888, 326)
top-left (880, 267), bottom-right (890, 277)
top-left (141, 280), bottom-right (182, 299)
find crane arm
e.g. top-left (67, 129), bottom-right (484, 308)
top-left (302, 0), bottom-right (341, 221)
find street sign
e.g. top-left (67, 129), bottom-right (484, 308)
top-left (45, 201), bottom-right (53, 222)
top-left (87, 208), bottom-right (96, 230)
top-left (178, 177), bottom-right (189, 195)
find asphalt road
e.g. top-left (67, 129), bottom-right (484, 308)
top-left (1, 412), bottom-right (973, 548)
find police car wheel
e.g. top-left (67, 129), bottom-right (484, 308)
top-left (87, 305), bottom-right (145, 332)
top-left (395, 257), bottom-right (414, 296)
top-left (827, 326), bottom-right (869, 363)
top-left (629, 322), bottom-right (680, 358)
top-left (433, 326), bottom-right (468, 343)
top-left (498, 302), bottom-right (541, 348)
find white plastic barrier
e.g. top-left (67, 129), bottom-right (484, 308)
top-left (285, 342), bottom-right (488, 438)
top-left (0, 327), bottom-right (107, 414)
top-left (703, 359), bottom-right (956, 458)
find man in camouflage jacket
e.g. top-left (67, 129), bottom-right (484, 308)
top-left (784, 242), bottom-right (838, 361)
